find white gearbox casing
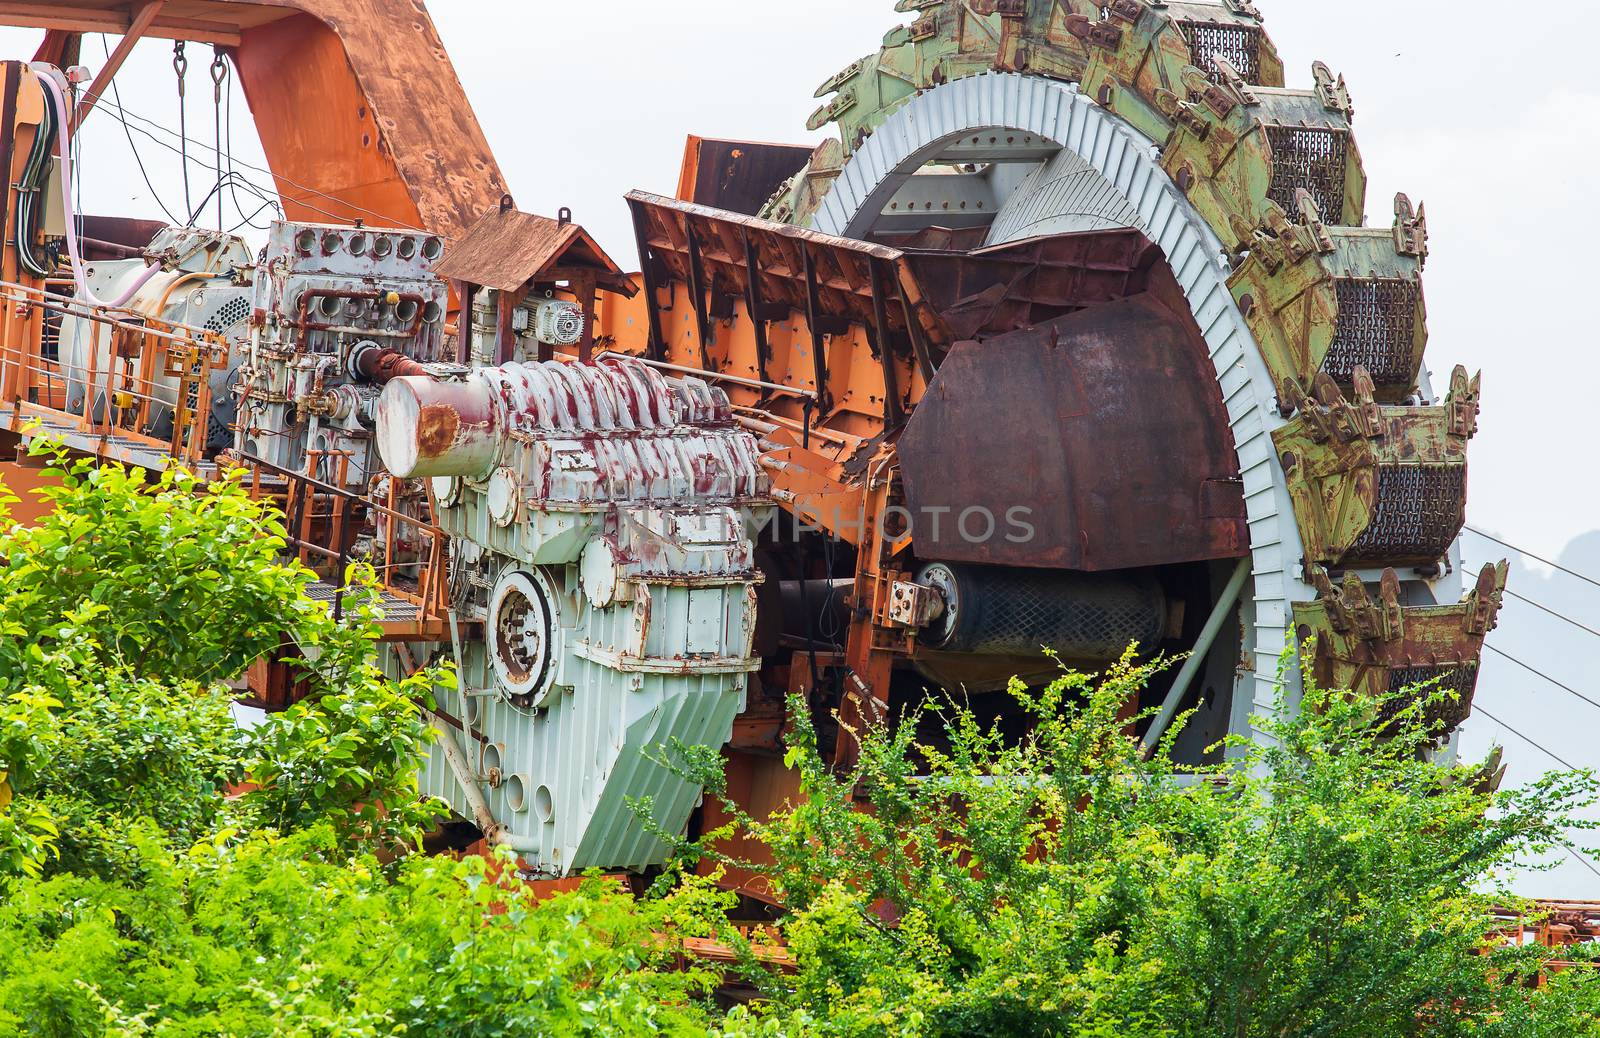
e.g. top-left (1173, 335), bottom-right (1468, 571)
top-left (375, 357), bottom-right (771, 874)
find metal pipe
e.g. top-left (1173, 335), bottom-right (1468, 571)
top-left (1140, 556), bottom-right (1252, 759)
top-left (427, 712), bottom-right (503, 843)
top-left (37, 73), bottom-right (162, 307)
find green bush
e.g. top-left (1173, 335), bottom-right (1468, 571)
top-left (1, 451), bottom-right (1596, 1036)
top-left (667, 654), bottom-right (1600, 1037)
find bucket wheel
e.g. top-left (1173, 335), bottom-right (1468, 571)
top-left (763, 0), bottom-right (1506, 743)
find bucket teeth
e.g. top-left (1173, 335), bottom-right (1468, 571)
top-left (771, 1), bottom-right (1496, 738)
top-left (1275, 366), bottom-right (1477, 572)
top-left (1294, 561), bottom-right (1507, 734)
top-left (1233, 191), bottom-right (1429, 405)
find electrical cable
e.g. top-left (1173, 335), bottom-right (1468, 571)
top-left (99, 34), bottom-right (180, 224)
top-left (1470, 704), bottom-right (1600, 880)
top-left (37, 72), bottom-right (160, 307)
top-left (14, 73), bottom-right (58, 277)
top-left (1466, 527), bottom-right (1600, 593)
top-left (91, 94), bottom-right (426, 232)
top-left (210, 48), bottom-right (225, 230)
top-left (218, 52), bottom-right (276, 230)
top-left (1474, 704), bottom-right (1583, 771)
top-left (1481, 644), bottom-right (1600, 716)
top-left (1502, 585), bottom-right (1600, 641)
top-left (1565, 846), bottom-right (1600, 881)
top-left (86, 105), bottom-right (387, 230)
top-left (173, 41), bottom-right (191, 219)
top-left (229, 198), bottom-right (279, 234)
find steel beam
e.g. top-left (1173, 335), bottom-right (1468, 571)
top-left (72, 0), bottom-right (167, 132)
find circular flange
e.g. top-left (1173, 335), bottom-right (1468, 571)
top-left (488, 568), bottom-right (559, 709)
top-left (431, 474), bottom-right (462, 508)
top-left (914, 562), bottom-right (962, 649)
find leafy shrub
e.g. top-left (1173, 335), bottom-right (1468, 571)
top-left (667, 655), bottom-right (1600, 1037)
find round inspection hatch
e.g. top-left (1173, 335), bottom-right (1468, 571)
top-left (431, 474), bottom-right (462, 508)
top-left (487, 569), bottom-right (559, 710)
top-left (580, 538), bottom-right (620, 609)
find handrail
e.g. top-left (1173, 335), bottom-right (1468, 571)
top-left (236, 453), bottom-right (450, 626)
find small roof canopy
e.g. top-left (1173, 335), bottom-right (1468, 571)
top-left (434, 202), bottom-right (637, 297)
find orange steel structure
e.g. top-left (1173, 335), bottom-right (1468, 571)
top-left (21, 0), bottom-right (505, 238)
top-left (0, 1), bottom-right (500, 646)
top-left (0, 0), bottom-right (1536, 906)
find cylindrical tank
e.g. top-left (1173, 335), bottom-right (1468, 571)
top-left (374, 375), bottom-right (503, 479)
top-left (375, 358), bottom-right (704, 480)
top-left (915, 562), bottom-right (1168, 661)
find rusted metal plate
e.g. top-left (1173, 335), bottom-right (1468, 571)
top-left (675, 136), bottom-right (814, 216)
top-left (624, 194), bottom-right (947, 348)
top-left (904, 229), bottom-right (1157, 340)
top-left (220, 0), bottom-right (507, 237)
top-left (433, 205), bottom-right (635, 295)
top-left (626, 190), bottom-right (945, 348)
top-left (897, 282), bottom-right (1248, 572)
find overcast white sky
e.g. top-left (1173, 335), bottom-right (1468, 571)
top-left (5, 0), bottom-right (1599, 896)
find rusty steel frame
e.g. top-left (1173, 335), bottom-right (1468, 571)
top-left (0, 279), bottom-right (227, 466)
top-left (7, 0), bottom-right (508, 238)
top-left (240, 453), bottom-right (453, 639)
top-left (70, 0), bottom-right (165, 131)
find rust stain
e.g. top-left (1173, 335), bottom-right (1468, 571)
top-left (416, 403), bottom-right (461, 459)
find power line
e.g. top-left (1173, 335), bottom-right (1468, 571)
top-left (218, 52), bottom-right (276, 231)
top-left (1467, 707), bottom-right (1600, 881)
top-left (85, 110), bottom-right (373, 231)
top-left (1482, 644), bottom-right (1600, 716)
top-left (1472, 704), bottom-right (1582, 772)
top-left (99, 35), bottom-right (179, 223)
top-left (1466, 527), bottom-right (1600, 593)
top-left (1464, 554), bottom-right (1600, 642)
top-left (1565, 845), bottom-right (1600, 881)
top-left (1504, 587), bottom-right (1600, 641)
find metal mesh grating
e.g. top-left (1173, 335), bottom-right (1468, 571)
top-left (305, 580), bottom-right (422, 621)
top-left (944, 569), bottom-right (1165, 660)
top-left (1178, 20), bottom-right (1263, 84)
top-left (1265, 125), bottom-right (1349, 224)
top-left (1382, 663), bottom-right (1479, 732)
top-left (1345, 464), bottom-right (1465, 565)
top-left (1322, 278), bottom-right (1420, 389)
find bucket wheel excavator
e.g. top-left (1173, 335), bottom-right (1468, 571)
top-left (0, 0), bottom-right (1507, 884)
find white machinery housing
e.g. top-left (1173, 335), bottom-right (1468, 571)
top-left (235, 221), bottom-right (449, 487)
top-left (375, 356), bottom-right (771, 873)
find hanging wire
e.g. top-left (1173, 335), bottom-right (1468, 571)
top-left (91, 94), bottom-right (426, 231)
top-left (1482, 644), bottom-right (1600, 715)
top-left (172, 41), bottom-right (191, 217)
top-left (1455, 547), bottom-right (1600, 712)
top-left (210, 47), bottom-right (227, 231)
top-left (1466, 527), bottom-right (1600, 592)
top-left (1502, 586), bottom-right (1600, 641)
top-left (1470, 703), bottom-right (1600, 880)
top-left (217, 52), bottom-right (276, 231)
top-left (100, 35), bottom-right (179, 223)
top-left (87, 106), bottom-right (370, 229)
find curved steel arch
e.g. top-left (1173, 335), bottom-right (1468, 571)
top-left (806, 72), bottom-right (1310, 735)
